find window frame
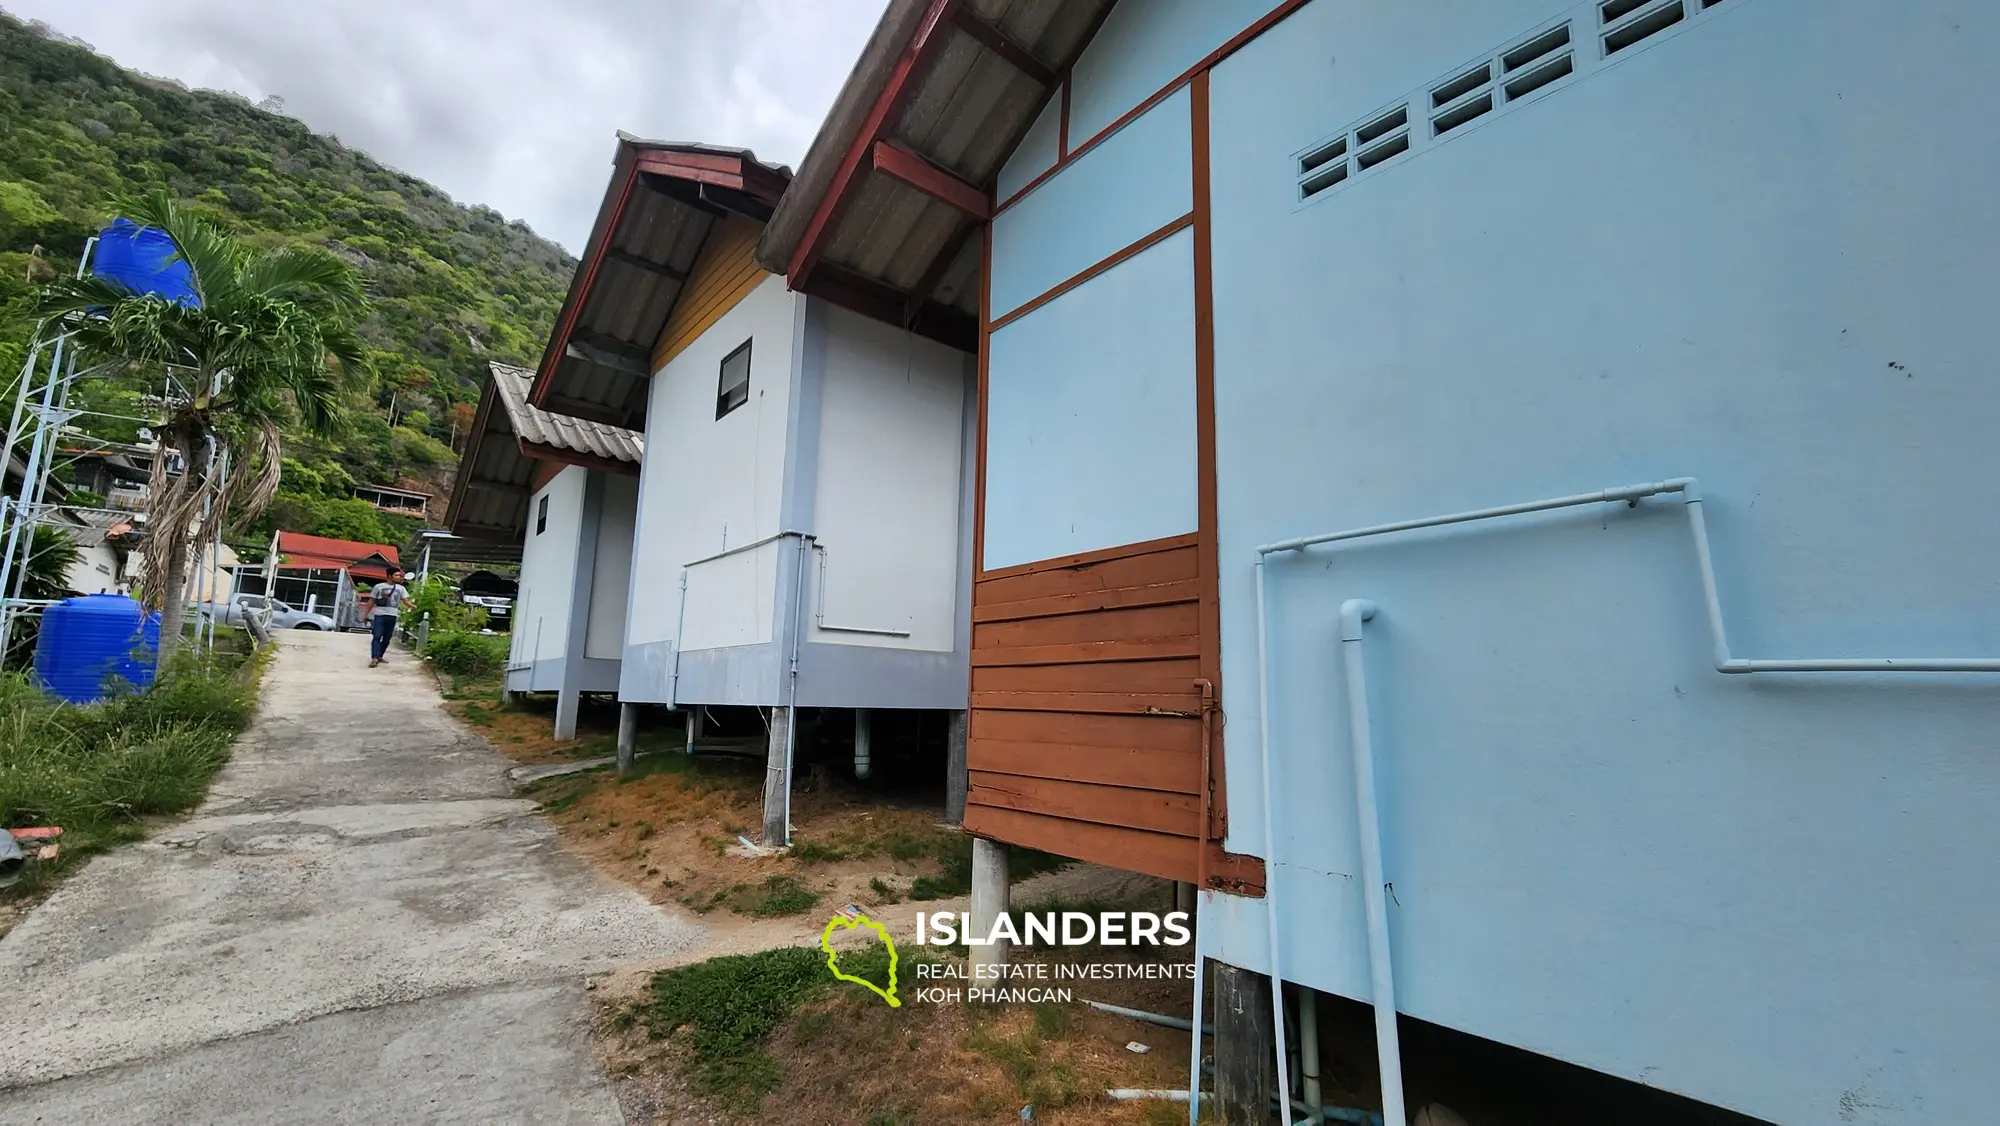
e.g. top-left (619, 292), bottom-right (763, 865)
top-left (535, 494), bottom-right (549, 535)
top-left (716, 338), bottom-right (752, 419)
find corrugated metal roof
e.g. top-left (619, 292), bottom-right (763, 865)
top-left (443, 362), bottom-right (645, 542)
top-left (757, 0), bottom-right (1115, 334)
top-left (491, 363), bottom-right (643, 465)
top-left (529, 138), bottom-right (792, 429)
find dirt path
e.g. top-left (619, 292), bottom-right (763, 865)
top-left (0, 631), bottom-right (703, 1125)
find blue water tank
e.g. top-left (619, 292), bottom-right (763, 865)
top-left (90, 218), bottom-right (199, 307)
top-left (33, 595), bottom-right (163, 704)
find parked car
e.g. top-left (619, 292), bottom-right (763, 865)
top-left (202, 593), bottom-right (336, 631)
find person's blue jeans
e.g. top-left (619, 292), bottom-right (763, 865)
top-left (369, 614), bottom-right (396, 661)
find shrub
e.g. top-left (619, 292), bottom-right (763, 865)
top-left (422, 630), bottom-right (507, 676)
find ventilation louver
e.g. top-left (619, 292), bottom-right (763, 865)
top-left (1295, 0), bottom-right (1737, 206)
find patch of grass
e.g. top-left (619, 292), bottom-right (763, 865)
top-left (0, 649), bottom-right (261, 898)
top-left (629, 942), bottom-right (937, 1113)
top-left (731, 874), bottom-right (821, 918)
top-left (789, 839), bottom-right (848, 865)
top-left (868, 876), bottom-right (901, 904)
top-left (1032, 1002), bottom-right (1071, 1039)
top-left (420, 630), bottom-right (508, 676)
top-left (966, 1024), bottom-right (1087, 1110)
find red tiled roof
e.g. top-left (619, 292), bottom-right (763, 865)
top-left (275, 531), bottom-right (401, 567)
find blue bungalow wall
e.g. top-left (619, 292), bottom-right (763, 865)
top-left (988, 1), bottom-right (2000, 1122)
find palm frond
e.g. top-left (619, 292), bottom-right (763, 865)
top-left (239, 247), bottom-right (366, 313)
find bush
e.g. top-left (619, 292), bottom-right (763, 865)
top-left (0, 653), bottom-right (257, 888)
top-left (422, 629), bottom-right (507, 676)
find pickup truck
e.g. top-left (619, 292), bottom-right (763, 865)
top-left (200, 594), bottom-right (336, 632)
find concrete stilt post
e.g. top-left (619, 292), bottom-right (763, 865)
top-left (969, 837), bottom-right (1010, 973)
top-left (945, 709), bottom-right (968, 824)
top-left (616, 702), bottom-right (638, 774)
top-left (761, 705), bottom-right (793, 846)
top-left (1175, 881), bottom-right (1198, 916)
top-left (553, 688), bottom-right (580, 742)
top-left (684, 705), bottom-right (702, 755)
top-left (1214, 961), bottom-right (1279, 1125)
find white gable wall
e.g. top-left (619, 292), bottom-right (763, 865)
top-left (510, 463), bottom-right (584, 675)
top-left (626, 274), bottom-right (800, 656)
top-left (807, 304), bottom-right (967, 653)
top-left (584, 472), bottom-right (638, 660)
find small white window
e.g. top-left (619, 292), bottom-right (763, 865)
top-left (717, 339), bottom-right (751, 419)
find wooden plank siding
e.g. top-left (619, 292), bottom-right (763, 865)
top-left (963, 537), bottom-right (1264, 894)
top-left (652, 215), bottom-right (767, 370)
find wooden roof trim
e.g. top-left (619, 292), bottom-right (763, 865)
top-left (871, 138), bottom-right (992, 220)
top-left (785, 0), bottom-right (961, 288)
top-left (516, 438), bottom-right (642, 478)
top-left (950, 6), bottom-right (1058, 87)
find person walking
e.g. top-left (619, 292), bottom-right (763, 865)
top-left (367, 571), bottom-right (413, 668)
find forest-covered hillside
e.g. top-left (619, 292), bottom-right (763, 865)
top-left (0, 10), bottom-right (575, 549)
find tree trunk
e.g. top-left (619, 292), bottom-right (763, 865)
top-left (157, 544), bottom-right (189, 661)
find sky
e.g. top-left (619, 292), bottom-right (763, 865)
top-left (11, 0), bottom-right (886, 253)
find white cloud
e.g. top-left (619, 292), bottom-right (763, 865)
top-left (12, 0), bottom-right (884, 252)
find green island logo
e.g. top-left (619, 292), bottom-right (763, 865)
top-left (820, 910), bottom-right (900, 1007)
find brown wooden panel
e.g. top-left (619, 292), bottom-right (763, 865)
top-left (969, 772), bottom-right (1200, 837)
top-left (971, 690), bottom-right (1201, 717)
top-left (972, 657), bottom-right (1203, 696)
top-left (964, 805), bottom-right (1195, 884)
top-left (971, 637), bottom-right (1201, 668)
top-left (527, 456), bottom-right (563, 493)
top-left (973, 601), bottom-right (1199, 650)
top-left (968, 739), bottom-right (1201, 794)
top-left (975, 543), bottom-right (1198, 604)
top-left (971, 709), bottom-right (1201, 754)
top-left (973, 578), bottom-right (1200, 624)
top-left (653, 215), bottom-right (765, 369)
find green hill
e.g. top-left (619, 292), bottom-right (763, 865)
top-left (0, 10), bottom-right (575, 549)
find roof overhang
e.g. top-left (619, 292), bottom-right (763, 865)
top-left (528, 139), bottom-right (791, 428)
top-left (446, 363), bottom-right (644, 542)
top-left (756, 0), bottom-right (1118, 350)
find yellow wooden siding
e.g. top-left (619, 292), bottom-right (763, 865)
top-left (652, 216), bottom-right (769, 369)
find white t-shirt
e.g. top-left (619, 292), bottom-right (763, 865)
top-left (369, 582), bottom-right (410, 618)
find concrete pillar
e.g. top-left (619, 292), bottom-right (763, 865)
top-left (945, 708), bottom-right (968, 824)
top-left (616, 702), bottom-right (638, 774)
top-left (684, 705), bottom-right (702, 756)
top-left (969, 837), bottom-right (1010, 973)
top-left (1213, 961), bottom-right (1279, 1125)
top-left (553, 688), bottom-right (580, 742)
top-left (761, 705), bottom-right (793, 846)
top-left (1175, 880), bottom-right (1198, 916)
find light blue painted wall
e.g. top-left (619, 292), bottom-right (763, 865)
top-left (1067, 0), bottom-right (1271, 143)
top-left (1201, 1), bottom-right (2000, 1123)
top-left (996, 94), bottom-right (1060, 202)
top-left (983, 228), bottom-right (1199, 571)
top-left (988, 86), bottom-right (1191, 318)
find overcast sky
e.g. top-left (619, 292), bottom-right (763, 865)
top-left (12, 0), bottom-right (885, 253)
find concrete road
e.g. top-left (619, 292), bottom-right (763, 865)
top-left (0, 631), bottom-right (701, 1124)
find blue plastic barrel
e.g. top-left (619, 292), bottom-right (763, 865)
top-left (33, 594), bottom-right (163, 703)
top-left (90, 219), bottom-right (200, 307)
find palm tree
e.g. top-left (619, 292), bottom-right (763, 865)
top-left (34, 189), bottom-right (368, 651)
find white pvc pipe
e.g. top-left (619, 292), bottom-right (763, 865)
top-left (853, 707), bottom-right (872, 780)
top-left (1185, 906), bottom-right (1207, 1126)
top-left (1248, 474), bottom-right (2000, 1126)
top-left (1339, 599), bottom-right (1404, 1126)
top-left (1251, 559), bottom-right (1294, 1120)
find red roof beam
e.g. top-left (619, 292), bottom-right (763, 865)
top-left (871, 139), bottom-right (992, 220)
top-left (786, 0), bottom-right (960, 287)
top-left (950, 6), bottom-right (1057, 87)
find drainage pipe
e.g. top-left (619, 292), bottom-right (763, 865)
top-left (853, 707), bottom-right (872, 780)
top-left (1251, 558), bottom-right (1293, 1117)
top-left (1249, 474), bottom-right (2000, 1126)
top-left (1083, 998), bottom-right (1214, 1036)
top-left (667, 569), bottom-right (688, 707)
top-left (1300, 988), bottom-right (1324, 1124)
top-left (1339, 599), bottom-right (1403, 1126)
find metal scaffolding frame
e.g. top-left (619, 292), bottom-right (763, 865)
top-left (0, 236), bottom-right (233, 659)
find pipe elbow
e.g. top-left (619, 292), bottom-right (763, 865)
top-left (1717, 658), bottom-right (1752, 674)
top-left (1673, 477), bottom-right (1702, 503)
top-left (1339, 599), bottom-right (1378, 641)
